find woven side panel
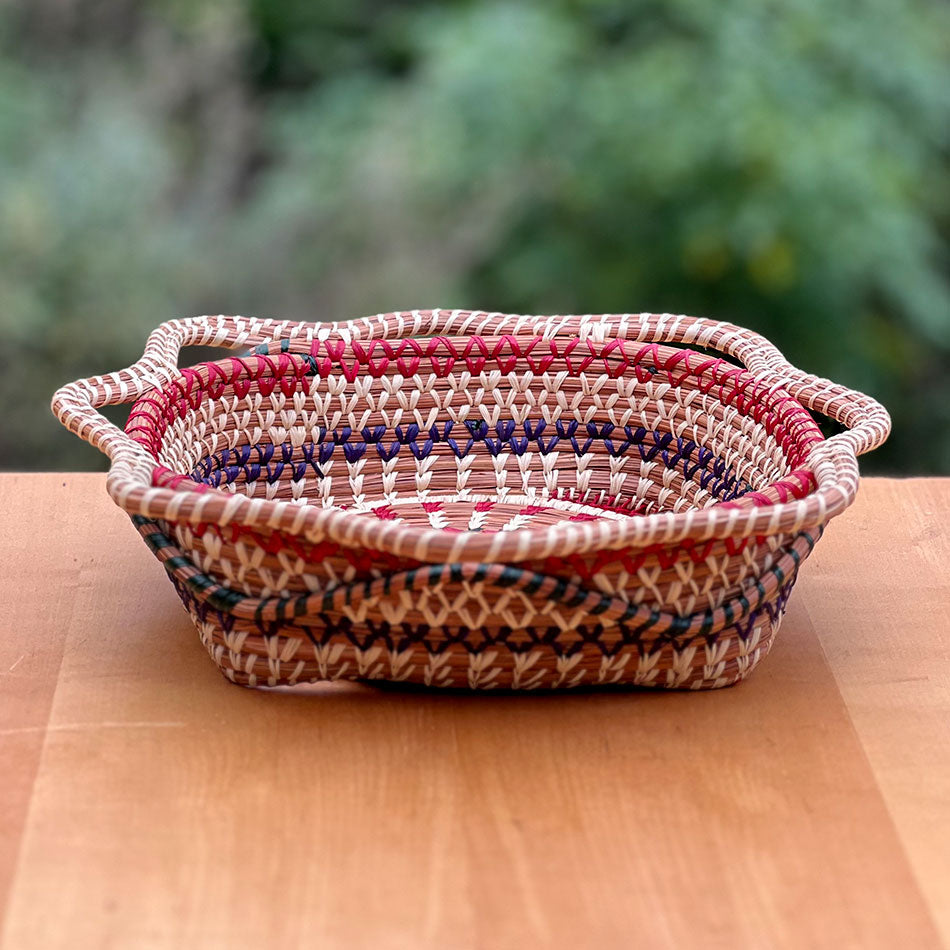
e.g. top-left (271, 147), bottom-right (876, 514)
top-left (183, 595), bottom-right (787, 691)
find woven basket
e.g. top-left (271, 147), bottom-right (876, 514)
top-left (52, 311), bottom-right (889, 690)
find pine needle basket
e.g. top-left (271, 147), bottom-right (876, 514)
top-left (52, 311), bottom-right (890, 690)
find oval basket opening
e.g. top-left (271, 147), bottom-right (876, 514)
top-left (126, 334), bottom-right (825, 534)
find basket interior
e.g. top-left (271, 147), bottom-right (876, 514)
top-left (126, 335), bottom-right (824, 533)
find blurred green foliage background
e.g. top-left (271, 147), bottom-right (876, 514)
top-left (2, 0), bottom-right (948, 472)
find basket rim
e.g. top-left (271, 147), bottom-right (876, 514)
top-left (51, 311), bottom-right (891, 560)
top-left (127, 334), bottom-right (826, 510)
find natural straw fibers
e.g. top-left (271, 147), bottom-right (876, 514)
top-left (52, 311), bottom-right (890, 690)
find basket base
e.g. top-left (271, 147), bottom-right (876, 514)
top-left (341, 493), bottom-right (639, 532)
top-left (183, 602), bottom-right (782, 692)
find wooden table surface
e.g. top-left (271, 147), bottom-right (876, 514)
top-left (1, 474), bottom-right (947, 949)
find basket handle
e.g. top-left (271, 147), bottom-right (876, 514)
top-left (51, 315), bottom-right (296, 462)
top-left (671, 321), bottom-right (891, 460)
top-left (745, 363), bottom-right (889, 458)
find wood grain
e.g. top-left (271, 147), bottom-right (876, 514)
top-left (0, 474), bottom-right (947, 949)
